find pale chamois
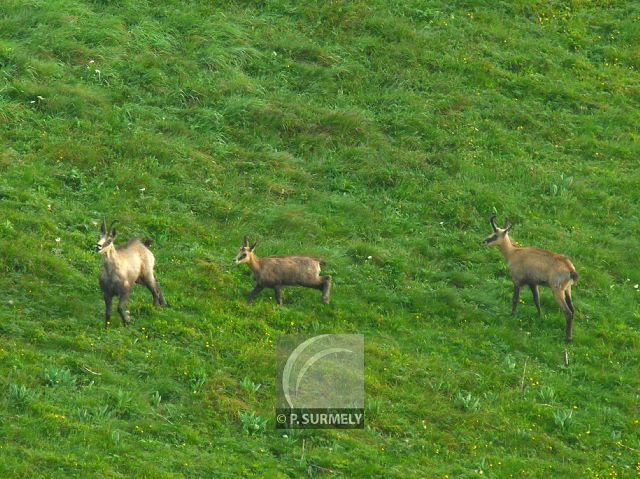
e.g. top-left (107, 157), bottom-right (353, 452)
top-left (234, 237), bottom-right (332, 305)
top-left (482, 215), bottom-right (579, 342)
top-left (96, 219), bottom-right (166, 327)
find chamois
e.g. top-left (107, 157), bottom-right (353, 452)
top-left (482, 215), bottom-right (579, 342)
top-left (96, 218), bottom-right (166, 327)
top-left (234, 236), bottom-right (332, 305)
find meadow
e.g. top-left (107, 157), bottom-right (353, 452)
top-left (0, 0), bottom-right (639, 477)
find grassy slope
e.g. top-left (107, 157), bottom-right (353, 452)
top-left (0, 0), bottom-right (639, 477)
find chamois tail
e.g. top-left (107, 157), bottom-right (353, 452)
top-left (570, 271), bottom-right (579, 283)
top-left (143, 238), bottom-right (154, 248)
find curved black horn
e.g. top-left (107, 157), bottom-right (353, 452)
top-left (101, 217), bottom-right (107, 234)
top-left (504, 218), bottom-right (512, 231)
top-left (109, 220), bottom-right (119, 234)
top-left (243, 236), bottom-right (249, 248)
top-left (250, 241), bottom-right (258, 251)
top-left (490, 214), bottom-right (498, 232)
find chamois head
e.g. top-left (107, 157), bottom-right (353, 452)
top-left (234, 236), bottom-right (257, 265)
top-left (96, 218), bottom-right (118, 254)
top-left (482, 215), bottom-right (512, 247)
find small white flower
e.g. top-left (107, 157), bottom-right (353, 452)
top-left (367, 255), bottom-right (373, 260)
top-left (139, 187), bottom-right (146, 192)
top-left (55, 237), bottom-right (61, 243)
top-left (634, 284), bottom-right (639, 289)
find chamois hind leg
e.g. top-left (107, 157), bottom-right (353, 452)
top-left (147, 273), bottom-right (167, 307)
top-left (104, 294), bottom-right (114, 329)
top-left (321, 276), bottom-right (332, 304)
top-left (511, 284), bottom-right (521, 317)
top-left (552, 288), bottom-right (573, 342)
top-left (564, 286), bottom-right (574, 314)
top-left (117, 289), bottom-right (132, 326)
top-left (140, 274), bottom-right (161, 307)
top-left (274, 287), bottom-right (283, 306)
top-left (530, 285), bottom-right (542, 318)
top-left (247, 285), bottom-right (264, 304)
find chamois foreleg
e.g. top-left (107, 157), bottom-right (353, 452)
top-left (530, 285), bottom-right (541, 318)
top-left (552, 288), bottom-right (573, 342)
top-left (274, 287), bottom-right (283, 305)
top-left (511, 284), bottom-right (521, 317)
top-left (247, 285), bottom-right (264, 304)
top-left (104, 294), bottom-right (114, 329)
top-left (117, 289), bottom-right (132, 325)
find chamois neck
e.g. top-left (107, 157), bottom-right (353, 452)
top-left (102, 245), bottom-right (118, 264)
top-left (497, 236), bottom-right (516, 259)
top-left (246, 253), bottom-right (261, 273)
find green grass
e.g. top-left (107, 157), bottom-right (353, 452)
top-left (1, 0), bottom-right (639, 477)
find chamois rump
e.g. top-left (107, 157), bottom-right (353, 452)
top-left (96, 219), bottom-right (166, 327)
top-left (482, 215), bottom-right (578, 342)
top-left (234, 237), bottom-right (332, 305)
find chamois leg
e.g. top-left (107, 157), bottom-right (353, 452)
top-left (274, 287), bottom-right (283, 306)
top-left (511, 285), bottom-right (521, 317)
top-left (552, 288), bottom-right (573, 342)
top-left (141, 275), bottom-right (161, 306)
top-left (564, 286), bottom-right (574, 314)
top-left (155, 279), bottom-right (167, 306)
top-left (104, 294), bottom-right (114, 329)
top-left (321, 276), bottom-right (332, 304)
top-left (142, 273), bottom-right (167, 307)
top-left (247, 285), bottom-right (264, 304)
top-left (117, 289), bottom-right (132, 326)
top-left (530, 285), bottom-right (541, 318)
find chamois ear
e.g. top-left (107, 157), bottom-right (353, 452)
top-left (504, 218), bottom-right (512, 232)
top-left (250, 241), bottom-right (258, 252)
top-left (111, 227), bottom-right (117, 239)
top-left (101, 217), bottom-right (107, 234)
top-left (243, 236), bottom-right (249, 248)
top-left (109, 220), bottom-right (119, 236)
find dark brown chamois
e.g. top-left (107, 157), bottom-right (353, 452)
top-left (482, 215), bottom-right (578, 341)
top-left (96, 218), bottom-right (166, 327)
top-left (234, 236), bottom-right (332, 305)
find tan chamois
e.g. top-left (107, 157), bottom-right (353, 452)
top-left (482, 215), bottom-right (579, 342)
top-left (234, 237), bottom-right (332, 305)
top-left (96, 218), bottom-right (166, 327)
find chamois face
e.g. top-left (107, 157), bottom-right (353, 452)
top-left (96, 218), bottom-right (117, 254)
top-left (234, 237), bottom-right (257, 265)
top-left (482, 216), bottom-right (511, 247)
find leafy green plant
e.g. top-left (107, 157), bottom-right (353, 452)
top-left (43, 367), bottom-right (76, 388)
top-left (8, 384), bottom-right (34, 406)
top-left (550, 173), bottom-right (573, 197)
top-left (553, 408), bottom-right (573, 432)
top-left (240, 377), bottom-right (261, 394)
top-left (539, 386), bottom-right (556, 404)
top-left (454, 392), bottom-right (480, 412)
top-left (239, 411), bottom-right (268, 436)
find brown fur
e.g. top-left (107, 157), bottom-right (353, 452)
top-left (235, 238), bottom-right (331, 305)
top-left (97, 219), bottom-right (166, 327)
top-left (483, 216), bottom-right (578, 342)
